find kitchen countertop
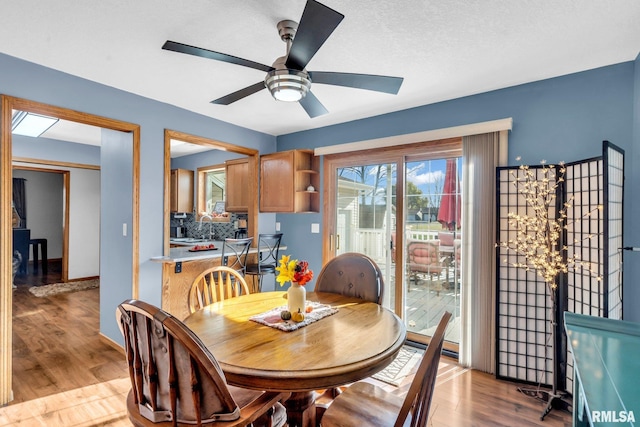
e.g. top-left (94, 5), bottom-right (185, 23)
top-left (151, 239), bottom-right (286, 263)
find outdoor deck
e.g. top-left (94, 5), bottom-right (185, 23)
top-left (385, 267), bottom-right (461, 344)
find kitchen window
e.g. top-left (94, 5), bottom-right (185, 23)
top-left (196, 164), bottom-right (225, 218)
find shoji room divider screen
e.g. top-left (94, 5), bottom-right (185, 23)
top-left (495, 141), bottom-right (624, 393)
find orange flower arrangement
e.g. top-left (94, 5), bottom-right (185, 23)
top-left (276, 255), bottom-right (313, 286)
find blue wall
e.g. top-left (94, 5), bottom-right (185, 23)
top-left (627, 52), bottom-right (640, 321)
top-left (277, 61), bottom-right (640, 321)
top-left (100, 129), bottom-right (134, 336)
top-left (1, 52), bottom-right (277, 343)
top-left (13, 134), bottom-right (101, 165)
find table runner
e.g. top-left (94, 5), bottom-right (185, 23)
top-left (249, 301), bottom-right (338, 332)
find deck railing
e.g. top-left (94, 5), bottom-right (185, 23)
top-left (339, 227), bottom-right (439, 264)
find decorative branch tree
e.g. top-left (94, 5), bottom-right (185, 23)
top-left (497, 162), bottom-right (602, 420)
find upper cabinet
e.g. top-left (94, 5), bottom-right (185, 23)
top-left (259, 149), bottom-right (319, 213)
top-left (225, 157), bottom-right (249, 212)
top-left (170, 168), bottom-right (194, 213)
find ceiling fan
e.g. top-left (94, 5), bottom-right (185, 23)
top-left (162, 0), bottom-right (403, 118)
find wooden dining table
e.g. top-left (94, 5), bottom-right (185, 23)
top-left (183, 291), bottom-right (406, 427)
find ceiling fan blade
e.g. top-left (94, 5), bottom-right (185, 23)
top-left (211, 82), bottom-right (266, 105)
top-left (299, 91), bottom-right (328, 118)
top-left (163, 40), bottom-right (274, 73)
top-left (310, 71), bottom-right (404, 94)
top-left (285, 0), bottom-right (344, 71)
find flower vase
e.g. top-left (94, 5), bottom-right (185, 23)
top-left (287, 282), bottom-right (306, 315)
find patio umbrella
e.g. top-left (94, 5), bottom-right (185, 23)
top-left (437, 158), bottom-right (461, 230)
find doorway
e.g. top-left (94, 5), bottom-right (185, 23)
top-left (1, 95), bottom-right (140, 404)
top-left (11, 167), bottom-right (67, 281)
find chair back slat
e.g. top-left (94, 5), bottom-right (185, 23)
top-left (118, 306), bottom-right (139, 404)
top-left (394, 311), bottom-right (451, 427)
top-left (204, 272), bottom-right (215, 306)
top-left (314, 252), bottom-right (384, 304)
top-left (144, 317), bottom-right (159, 413)
top-left (190, 356), bottom-right (203, 426)
top-left (167, 335), bottom-right (179, 427)
top-left (223, 271), bottom-right (233, 298)
top-left (132, 313), bottom-right (145, 405)
top-left (189, 266), bottom-right (251, 314)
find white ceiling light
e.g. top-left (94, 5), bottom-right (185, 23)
top-left (11, 111), bottom-right (59, 137)
top-left (265, 68), bottom-right (311, 102)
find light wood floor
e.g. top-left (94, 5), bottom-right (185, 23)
top-left (2, 270), bottom-right (571, 426)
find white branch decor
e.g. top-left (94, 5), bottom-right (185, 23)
top-left (497, 163), bottom-right (602, 289)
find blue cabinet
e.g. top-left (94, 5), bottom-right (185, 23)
top-left (565, 312), bottom-right (640, 426)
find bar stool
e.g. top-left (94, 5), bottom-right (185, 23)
top-left (220, 237), bottom-right (253, 277)
top-left (30, 238), bottom-right (48, 274)
top-left (245, 233), bottom-right (283, 292)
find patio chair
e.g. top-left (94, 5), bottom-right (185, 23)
top-left (116, 299), bottom-right (289, 427)
top-left (406, 240), bottom-right (445, 295)
top-left (437, 231), bottom-right (455, 254)
top-left (320, 311), bottom-right (452, 427)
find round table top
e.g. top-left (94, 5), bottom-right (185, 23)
top-left (184, 291), bottom-right (406, 392)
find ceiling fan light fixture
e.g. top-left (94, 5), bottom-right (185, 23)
top-left (265, 69), bottom-right (311, 102)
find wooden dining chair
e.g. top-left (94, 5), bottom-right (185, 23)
top-left (320, 311), bottom-right (452, 427)
top-left (245, 233), bottom-right (283, 292)
top-left (314, 252), bottom-right (385, 403)
top-left (221, 237), bottom-right (253, 276)
top-left (188, 266), bottom-right (251, 314)
top-left (314, 252), bottom-right (384, 304)
top-left (116, 299), bottom-right (289, 427)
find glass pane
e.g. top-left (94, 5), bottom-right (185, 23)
top-left (405, 157), bottom-right (461, 344)
top-left (336, 164), bottom-right (396, 309)
top-left (205, 169), bottom-right (225, 213)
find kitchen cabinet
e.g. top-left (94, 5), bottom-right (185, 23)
top-left (259, 149), bottom-right (319, 213)
top-left (225, 158), bottom-right (249, 212)
top-left (170, 168), bottom-right (194, 213)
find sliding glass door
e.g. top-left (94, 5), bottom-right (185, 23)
top-left (323, 140), bottom-right (462, 348)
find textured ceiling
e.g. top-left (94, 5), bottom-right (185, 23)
top-left (1, 0), bottom-right (640, 136)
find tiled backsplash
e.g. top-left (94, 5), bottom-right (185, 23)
top-left (170, 213), bottom-right (248, 240)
